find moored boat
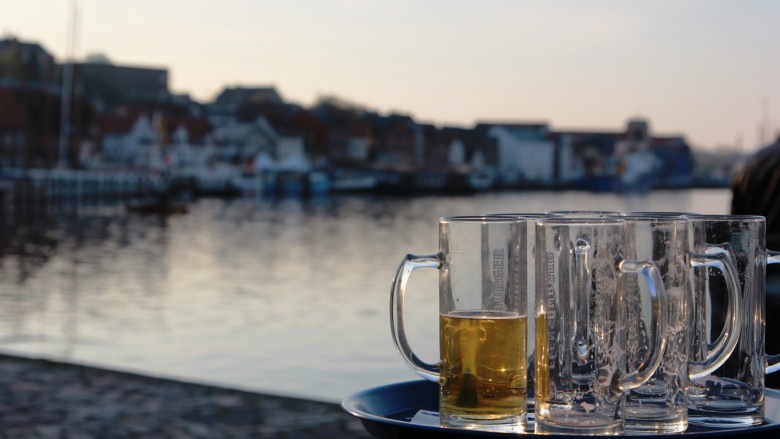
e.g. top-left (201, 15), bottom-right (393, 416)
top-left (125, 196), bottom-right (188, 215)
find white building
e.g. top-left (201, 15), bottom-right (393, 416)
top-left (101, 114), bottom-right (162, 167)
top-left (275, 136), bottom-right (311, 172)
top-left (209, 116), bottom-right (277, 161)
top-left (346, 137), bottom-right (371, 162)
top-left (486, 124), bottom-right (556, 186)
top-left (448, 139), bottom-right (467, 167)
top-left (555, 133), bottom-right (587, 185)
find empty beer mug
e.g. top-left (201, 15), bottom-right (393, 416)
top-left (621, 215), bottom-right (741, 433)
top-left (534, 217), bottom-right (668, 435)
top-left (390, 216), bottom-right (528, 432)
top-left (688, 214), bottom-right (780, 427)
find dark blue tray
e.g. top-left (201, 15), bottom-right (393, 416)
top-left (342, 380), bottom-right (780, 438)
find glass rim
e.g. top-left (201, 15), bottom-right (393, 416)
top-left (619, 214), bottom-right (689, 224)
top-left (686, 214), bottom-right (766, 222)
top-left (543, 210), bottom-right (624, 216)
top-left (482, 212), bottom-right (558, 219)
top-left (536, 217), bottom-right (625, 226)
top-left (625, 211), bottom-right (697, 217)
top-left (439, 215), bottom-right (525, 223)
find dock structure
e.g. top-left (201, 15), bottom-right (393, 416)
top-left (1, 168), bottom-right (167, 203)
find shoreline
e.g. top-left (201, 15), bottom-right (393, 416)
top-left (0, 353), bottom-right (371, 438)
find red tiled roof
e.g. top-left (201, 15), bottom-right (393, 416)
top-left (98, 112), bottom-right (142, 134)
top-left (97, 111), bottom-right (213, 143)
top-left (162, 116), bottom-right (213, 143)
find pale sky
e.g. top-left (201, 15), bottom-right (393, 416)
top-left (3, 1), bottom-right (779, 151)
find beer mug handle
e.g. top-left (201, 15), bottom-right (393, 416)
top-left (615, 259), bottom-right (668, 391)
top-left (689, 250), bottom-right (742, 379)
top-left (768, 355), bottom-right (780, 374)
top-left (766, 250), bottom-right (780, 374)
top-left (390, 253), bottom-right (441, 382)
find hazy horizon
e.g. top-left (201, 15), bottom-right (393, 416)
top-left (3, 1), bottom-right (779, 152)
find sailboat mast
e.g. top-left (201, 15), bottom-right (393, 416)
top-left (58, 1), bottom-right (78, 168)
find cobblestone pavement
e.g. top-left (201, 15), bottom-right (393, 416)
top-left (0, 354), bottom-right (373, 439)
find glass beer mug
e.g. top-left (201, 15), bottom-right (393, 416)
top-left (390, 216), bottom-right (528, 432)
top-left (483, 212), bottom-right (558, 409)
top-left (534, 217), bottom-right (668, 435)
top-left (621, 215), bottom-right (741, 433)
top-left (687, 214), bottom-right (780, 427)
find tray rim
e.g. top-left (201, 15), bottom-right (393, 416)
top-left (342, 380), bottom-right (780, 438)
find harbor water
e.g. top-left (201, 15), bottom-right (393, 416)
top-left (0, 189), bottom-right (731, 403)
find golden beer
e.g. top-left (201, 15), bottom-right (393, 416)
top-left (535, 313), bottom-right (549, 402)
top-left (439, 310), bottom-right (527, 420)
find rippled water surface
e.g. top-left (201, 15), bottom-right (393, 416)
top-left (0, 190), bottom-right (731, 402)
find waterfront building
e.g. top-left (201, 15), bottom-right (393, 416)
top-left (98, 110), bottom-right (215, 169)
top-left (71, 54), bottom-right (170, 111)
top-left (647, 136), bottom-right (695, 188)
top-left (211, 86), bottom-right (284, 116)
top-left (0, 37), bottom-right (59, 90)
top-left (98, 112), bottom-right (161, 168)
top-left (310, 100), bottom-right (373, 168)
top-left (0, 88), bottom-right (26, 168)
top-left (553, 129), bottom-right (622, 191)
top-left (479, 122), bottom-right (556, 188)
top-left (552, 119), bottom-right (695, 192)
top-left (0, 37), bottom-right (78, 168)
top-left (209, 117), bottom-right (277, 164)
top-left (370, 113), bottom-right (423, 171)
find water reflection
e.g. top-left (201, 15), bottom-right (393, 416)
top-left (0, 190), bottom-right (730, 402)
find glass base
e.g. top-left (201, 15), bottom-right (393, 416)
top-left (625, 410), bottom-right (687, 433)
top-left (688, 405), bottom-right (764, 428)
top-left (440, 412), bottom-right (527, 433)
top-left (535, 416), bottom-right (623, 435)
top-left (688, 378), bottom-right (763, 427)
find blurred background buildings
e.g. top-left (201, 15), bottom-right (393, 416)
top-left (0, 35), bottom-right (773, 202)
